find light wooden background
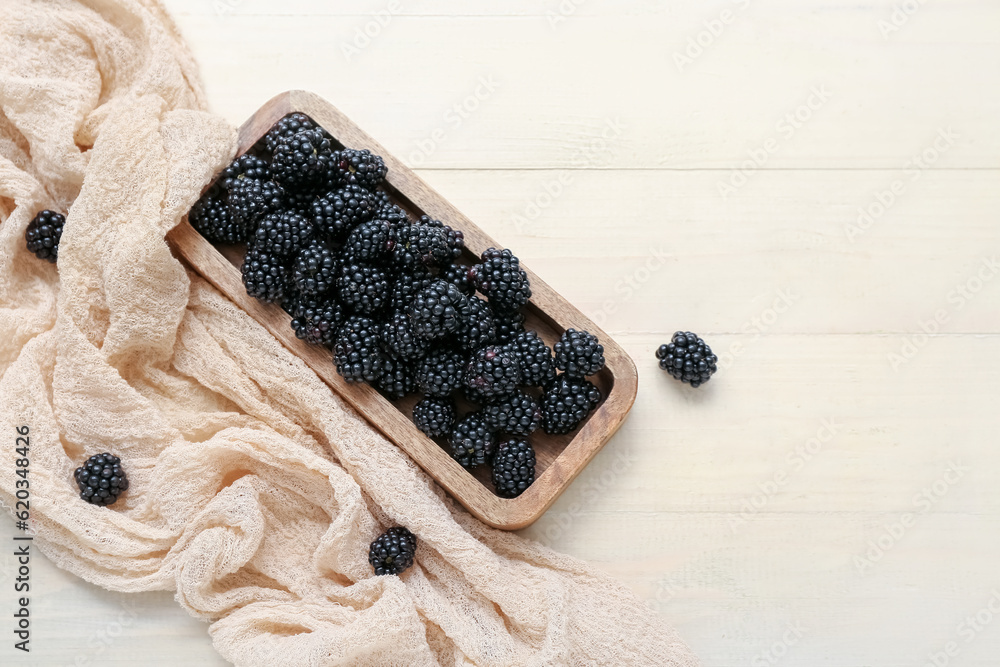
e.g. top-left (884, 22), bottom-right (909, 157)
top-left (4, 1), bottom-right (999, 665)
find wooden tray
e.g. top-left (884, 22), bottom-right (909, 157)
top-left (167, 90), bottom-right (637, 530)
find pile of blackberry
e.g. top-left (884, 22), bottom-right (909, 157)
top-left (189, 112), bottom-right (608, 499)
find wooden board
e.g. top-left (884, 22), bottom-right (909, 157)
top-left (167, 90), bottom-right (638, 530)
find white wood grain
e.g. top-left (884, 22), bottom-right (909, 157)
top-left (7, 1), bottom-right (999, 665)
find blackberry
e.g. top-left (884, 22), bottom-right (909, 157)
top-left (228, 177), bottom-right (283, 231)
top-left (493, 310), bottom-right (526, 345)
top-left (344, 219), bottom-right (396, 263)
top-left (242, 246), bottom-right (289, 303)
top-left (449, 413), bottom-right (496, 468)
top-left (656, 331), bottom-right (718, 388)
top-left (373, 194), bottom-right (410, 226)
top-left (271, 129), bottom-right (333, 192)
top-left (553, 328), bottom-right (605, 378)
top-left (470, 248), bottom-right (531, 313)
top-left (483, 391), bottom-right (543, 436)
top-left (311, 184), bottom-right (377, 241)
top-left (380, 310), bottom-right (431, 361)
top-left (25, 209), bottom-right (65, 262)
top-left (221, 154), bottom-right (271, 188)
top-left (368, 526), bottom-right (417, 576)
top-left (491, 439), bottom-right (535, 498)
top-left (189, 185), bottom-right (245, 244)
top-left (464, 345), bottom-right (521, 399)
top-left (540, 375), bottom-right (602, 435)
top-left (377, 356), bottom-right (417, 400)
top-left (338, 262), bottom-right (389, 315)
top-left (74, 452), bottom-right (129, 506)
top-left (416, 215), bottom-right (464, 261)
top-left (414, 348), bottom-right (465, 397)
top-left (285, 189), bottom-right (318, 216)
top-left (287, 292), bottom-right (344, 346)
top-left (440, 262), bottom-right (474, 296)
top-left (292, 240), bottom-right (338, 295)
top-left (334, 148), bottom-right (387, 190)
top-left (504, 330), bottom-right (556, 387)
top-left (455, 297), bottom-right (496, 351)
top-left (251, 210), bottom-right (315, 258)
top-left (412, 397), bottom-right (456, 438)
top-left (263, 112), bottom-right (321, 153)
top-left (408, 280), bottom-right (470, 339)
top-left (333, 315), bottom-right (387, 383)
top-left (388, 268), bottom-right (434, 312)
top-left (391, 223), bottom-right (452, 270)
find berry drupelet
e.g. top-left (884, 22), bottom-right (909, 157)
top-left (333, 315), bottom-right (387, 383)
top-left (412, 397), bottom-right (456, 438)
top-left (491, 439), bottom-right (535, 498)
top-left (540, 375), bottom-right (602, 435)
top-left (449, 413), bottom-right (496, 468)
top-left (414, 347), bottom-right (466, 397)
top-left (74, 452), bottom-right (129, 506)
top-left (483, 390), bottom-right (543, 436)
top-left (408, 280), bottom-right (470, 340)
top-left (470, 248), bottom-right (531, 313)
top-left (656, 331), bottom-right (718, 387)
top-left (291, 239), bottom-right (338, 295)
top-left (553, 328), bottom-right (605, 378)
top-left (25, 209), bottom-right (66, 262)
top-left (369, 526), bottom-right (417, 576)
top-left (464, 345), bottom-right (521, 400)
top-left (504, 330), bottom-right (556, 387)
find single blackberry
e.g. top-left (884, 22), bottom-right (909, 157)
top-left (656, 331), bottom-right (718, 388)
top-left (377, 356), bottom-right (417, 400)
top-left (373, 194), bottom-right (410, 226)
top-left (553, 328), bottom-right (605, 378)
top-left (333, 315), bottom-right (387, 383)
top-left (242, 246), bottom-right (289, 303)
top-left (504, 330), bottom-right (556, 387)
top-left (483, 391), bottom-right (543, 436)
top-left (291, 240), bottom-right (338, 295)
top-left (334, 148), bottom-right (387, 190)
top-left (416, 215), bottom-right (464, 262)
top-left (25, 209), bottom-right (65, 262)
top-left (285, 189), bottom-right (318, 216)
top-left (493, 310), bottom-right (526, 345)
top-left (391, 223), bottom-right (452, 270)
top-left (250, 210), bottom-right (315, 258)
top-left (455, 297), bottom-right (497, 351)
top-left (271, 129), bottom-right (334, 192)
top-left (337, 262), bottom-right (389, 315)
top-left (380, 310), bottom-right (431, 361)
top-left (470, 248), bottom-right (531, 313)
top-left (311, 184), bottom-right (377, 241)
top-left (491, 439), bottom-right (535, 498)
top-left (464, 345), bottom-right (521, 399)
top-left (74, 452), bottom-right (129, 506)
top-left (388, 268), bottom-right (435, 312)
top-left (369, 526), bottom-right (417, 576)
top-left (540, 375), bottom-right (602, 435)
top-left (408, 279), bottom-right (470, 340)
top-left (221, 154), bottom-right (271, 188)
top-left (440, 262), bottom-right (474, 296)
top-left (414, 348), bottom-right (465, 397)
top-left (287, 292), bottom-right (344, 346)
top-left (189, 185), bottom-right (245, 244)
top-left (412, 396), bottom-right (456, 438)
top-left (449, 413), bottom-right (496, 468)
top-left (228, 178), bottom-right (283, 231)
top-left (344, 219), bottom-right (396, 263)
top-left (263, 112), bottom-right (320, 153)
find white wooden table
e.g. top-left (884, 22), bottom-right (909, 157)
top-left (6, 1), bottom-right (999, 665)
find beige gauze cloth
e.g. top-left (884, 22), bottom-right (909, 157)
top-left (0, 1), bottom-right (699, 665)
